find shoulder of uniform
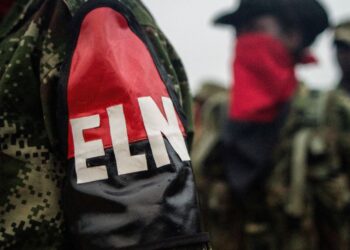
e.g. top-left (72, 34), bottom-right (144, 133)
top-left (290, 84), bottom-right (331, 126)
top-left (329, 88), bottom-right (350, 111)
top-left (61, 0), bottom-right (88, 16)
top-left (61, 0), bottom-right (146, 18)
top-left (292, 83), bottom-right (317, 108)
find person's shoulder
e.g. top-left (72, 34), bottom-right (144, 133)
top-left (62, 0), bottom-right (155, 21)
top-left (287, 83), bottom-right (331, 128)
top-left (330, 87), bottom-right (350, 107)
top-left (291, 83), bottom-right (326, 112)
top-left (327, 87), bottom-right (350, 125)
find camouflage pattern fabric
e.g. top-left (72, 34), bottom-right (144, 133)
top-left (267, 85), bottom-right (350, 250)
top-left (192, 83), bottom-right (274, 250)
top-left (193, 82), bottom-right (350, 250)
top-left (193, 82), bottom-right (280, 250)
top-left (334, 20), bottom-right (350, 46)
top-left (0, 0), bottom-right (202, 249)
top-left (191, 83), bottom-right (242, 250)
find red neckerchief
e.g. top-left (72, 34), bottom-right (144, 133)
top-left (229, 33), bottom-right (314, 122)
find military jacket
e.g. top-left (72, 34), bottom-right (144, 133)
top-left (0, 1), bottom-right (207, 249)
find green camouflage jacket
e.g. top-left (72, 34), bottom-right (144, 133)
top-left (267, 85), bottom-right (350, 250)
top-left (0, 1), bottom-right (198, 249)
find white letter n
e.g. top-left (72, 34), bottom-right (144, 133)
top-left (138, 96), bottom-right (190, 167)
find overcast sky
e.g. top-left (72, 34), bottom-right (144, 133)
top-left (143, 0), bottom-right (350, 93)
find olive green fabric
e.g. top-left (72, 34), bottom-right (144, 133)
top-left (192, 83), bottom-right (228, 173)
top-left (0, 0), bottom-right (198, 249)
top-left (193, 82), bottom-right (350, 250)
top-left (191, 84), bottom-right (241, 250)
top-left (267, 85), bottom-right (350, 250)
top-left (335, 20), bottom-right (350, 46)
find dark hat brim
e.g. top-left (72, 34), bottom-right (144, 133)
top-left (213, 5), bottom-right (271, 27)
top-left (213, 11), bottom-right (239, 26)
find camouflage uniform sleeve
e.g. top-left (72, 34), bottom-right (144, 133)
top-left (39, 0), bottom-right (72, 151)
top-left (163, 38), bottom-right (194, 146)
top-left (128, 0), bottom-right (194, 146)
top-left (53, 2), bottom-right (210, 249)
top-left (332, 90), bottom-right (350, 182)
top-left (139, 22), bottom-right (194, 148)
top-left (0, 0), bottom-right (71, 248)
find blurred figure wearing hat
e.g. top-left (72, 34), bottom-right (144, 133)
top-left (267, 20), bottom-right (350, 250)
top-left (326, 20), bottom-right (350, 248)
top-left (295, 20), bottom-right (350, 250)
top-left (335, 20), bottom-right (350, 93)
top-left (212, 0), bottom-right (329, 249)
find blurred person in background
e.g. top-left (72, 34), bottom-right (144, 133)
top-left (0, 0), bottom-right (210, 249)
top-left (267, 20), bottom-right (350, 250)
top-left (335, 20), bottom-right (350, 93)
top-left (212, 0), bottom-right (329, 249)
top-left (191, 82), bottom-right (237, 250)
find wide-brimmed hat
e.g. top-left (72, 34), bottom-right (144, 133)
top-left (214, 0), bottom-right (281, 26)
top-left (334, 20), bottom-right (350, 46)
top-left (214, 0), bottom-right (329, 47)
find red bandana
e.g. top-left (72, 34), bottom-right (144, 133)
top-left (229, 33), bottom-right (298, 122)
